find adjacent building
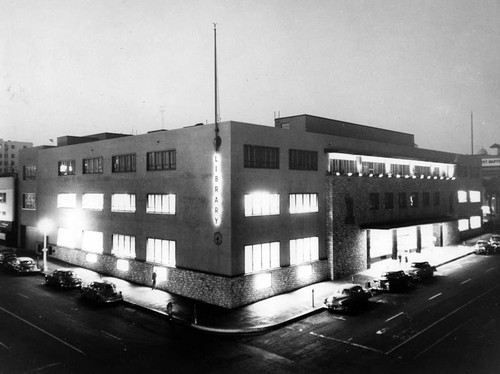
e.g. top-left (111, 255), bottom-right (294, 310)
top-left (17, 115), bottom-right (483, 308)
top-left (0, 139), bottom-right (33, 175)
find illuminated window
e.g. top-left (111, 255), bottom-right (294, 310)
top-left (330, 159), bottom-right (357, 174)
top-left (146, 238), bottom-right (176, 266)
top-left (0, 193), bottom-right (6, 203)
top-left (22, 193), bottom-right (36, 210)
top-left (58, 160), bottom-right (75, 176)
top-left (82, 230), bottom-right (103, 253)
top-left (57, 193), bottom-right (77, 208)
top-left (57, 227), bottom-right (75, 249)
top-left (112, 154), bottom-right (136, 173)
top-left (390, 163), bottom-right (410, 176)
top-left (362, 161), bottom-right (385, 175)
top-left (289, 149), bottom-right (318, 171)
top-left (369, 193), bottom-right (380, 210)
top-left (457, 190), bottom-right (467, 203)
top-left (146, 194), bottom-right (176, 214)
top-left (147, 150), bottom-right (176, 171)
top-left (116, 259), bottom-right (129, 271)
top-left (82, 157), bottom-right (103, 174)
top-left (254, 273), bottom-right (272, 289)
top-left (82, 193), bottom-right (104, 210)
top-left (23, 165), bottom-right (36, 180)
top-left (244, 193), bottom-right (280, 216)
top-left (244, 241), bottom-right (280, 273)
top-left (111, 194), bottom-right (136, 212)
top-left (469, 190), bottom-right (481, 203)
top-left (470, 216), bottom-right (481, 229)
top-left (289, 193), bottom-right (318, 214)
top-left (112, 234), bottom-right (136, 258)
top-left (458, 219), bottom-right (469, 232)
top-left (290, 237), bottom-right (319, 265)
top-left (244, 145), bottom-right (279, 169)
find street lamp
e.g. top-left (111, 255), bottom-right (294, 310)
top-left (38, 218), bottom-right (52, 272)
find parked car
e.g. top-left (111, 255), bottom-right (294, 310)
top-left (372, 270), bottom-right (414, 292)
top-left (324, 283), bottom-right (371, 313)
top-left (45, 269), bottom-right (82, 289)
top-left (406, 261), bottom-right (436, 281)
top-left (4, 256), bottom-right (41, 274)
top-left (0, 250), bottom-right (17, 266)
top-left (489, 235), bottom-right (500, 248)
top-left (474, 240), bottom-right (495, 255)
top-left (81, 281), bottom-right (123, 304)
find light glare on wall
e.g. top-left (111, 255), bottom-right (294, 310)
top-left (117, 259), bottom-right (129, 271)
top-left (298, 264), bottom-right (312, 280)
top-left (154, 266), bottom-right (167, 282)
top-left (254, 273), bottom-right (272, 290)
top-left (86, 253), bottom-right (98, 263)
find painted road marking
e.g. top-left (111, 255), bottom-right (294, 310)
top-left (17, 293), bottom-right (29, 299)
top-left (428, 292), bottom-right (442, 300)
top-left (31, 362), bottom-right (62, 372)
top-left (459, 278), bottom-right (472, 285)
top-left (486, 267), bottom-right (495, 273)
top-left (310, 331), bottom-right (385, 354)
top-left (385, 284), bottom-right (499, 355)
top-left (0, 306), bottom-right (85, 355)
top-left (0, 341), bottom-right (9, 350)
top-left (101, 330), bottom-right (122, 341)
top-left (385, 312), bottom-right (404, 323)
top-left (413, 321), bottom-right (467, 359)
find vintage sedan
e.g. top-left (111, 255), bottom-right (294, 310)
top-left (372, 270), bottom-right (414, 292)
top-left (81, 281), bottom-right (123, 304)
top-left (45, 269), bottom-right (82, 289)
top-left (323, 283), bottom-right (371, 313)
top-left (489, 235), bottom-right (500, 249)
top-left (4, 256), bottom-right (41, 274)
top-left (406, 261), bottom-right (436, 281)
top-left (474, 240), bottom-right (495, 255)
top-left (0, 251), bottom-right (17, 266)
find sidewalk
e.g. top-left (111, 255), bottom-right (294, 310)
top-left (3, 235), bottom-right (485, 335)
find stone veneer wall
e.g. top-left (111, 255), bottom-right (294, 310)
top-left (49, 245), bottom-right (330, 308)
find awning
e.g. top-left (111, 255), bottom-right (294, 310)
top-left (360, 216), bottom-right (455, 230)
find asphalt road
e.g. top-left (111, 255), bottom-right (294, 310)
top-left (1, 253), bottom-right (500, 373)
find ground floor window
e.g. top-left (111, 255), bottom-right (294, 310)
top-left (112, 234), bottom-right (136, 258)
top-left (57, 227), bottom-right (75, 249)
top-left (146, 238), bottom-right (176, 266)
top-left (290, 237), bottom-right (319, 265)
top-left (244, 241), bottom-right (280, 273)
top-left (469, 216), bottom-right (481, 229)
top-left (82, 230), bottom-right (103, 253)
top-left (458, 219), bottom-right (469, 232)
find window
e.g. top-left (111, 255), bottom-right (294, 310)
top-left (83, 157), bottom-right (103, 174)
top-left (82, 230), bottom-right (103, 253)
top-left (433, 192), bottom-right (440, 206)
top-left (112, 234), bottom-right (136, 258)
top-left (290, 237), bottom-right (319, 265)
top-left (57, 193), bottom-right (77, 208)
top-left (423, 192), bottom-right (430, 207)
top-left (410, 193), bottom-right (419, 208)
top-left (390, 163), bottom-right (410, 176)
top-left (330, 159), bottom-right (357, 174)
top-left (22, 193), bottom-right (36, 210)
top-left (470, 216), bottom-right (481, 229)
top-left (111, 194), bottom-right (136, 212)
top-left (58, 160), bottom-right (75, 176)
top-left (146, 238), bottom-right (176, 266)
top-left (147, 150), bottom-right (176, 171)
top-left (0, 193), bottom-right (6, 203)
top-left (244, 193), bottom-right (280, 216)
top-left (244, 145), bottom-right (279, 169)
top-left (112, 154), bottom-right (136, 173)
top-left (57, 228), bottom-right (75, 249)
top-left (289, 193), bottom-right (318, 214)
top-left (369, 193), bottom-right (380, 210)
top-left (362, 162), bottom-right (385, 175)
top-left (469, 190), bottom-right (481, 203)
top-left (244, 241), bottom-right (280, 273)
top-left (458, 219), bottom-right (469, 232)
top-left (457, 190), bottom-right (467, 203)
top-left (82, 193), bottom-right (104, 210)
top-left (384, 193), bottom-right (394, 209)
top-left (398, 192), bottom-right (407, 208)
top-left (23, 165), bottom-right (36, 180)
top-left (289, 149), bottom-right (318, 171)
top-left (146, 194), bottom-right (176, 214)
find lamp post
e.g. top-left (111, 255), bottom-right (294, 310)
top-left (38, 218), bottom-right (52, 272)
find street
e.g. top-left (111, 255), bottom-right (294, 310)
top-left (1, 253), bottom-right (500, 373)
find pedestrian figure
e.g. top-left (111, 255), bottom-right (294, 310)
top-left (151, 271), bottom-right (157, 290)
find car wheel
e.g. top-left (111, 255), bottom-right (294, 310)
top-left (343, 304), bottom-right (351, 314)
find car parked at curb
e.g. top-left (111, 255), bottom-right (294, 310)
top-left (0, 250), bottom-right (17, 266)
top-left (406, 261), bottom-right (436, 281)
top-left (4, 256), bottom-right (41, 274)
top-left (323, 283), bottom-right (371, 313)
top-left (489, 235), bottom-right (500, 249)
top-left (81, 281), bottom-right (123, 304)
top-left (474, 240), bottom-right (495, 255)
top-left (372, 270), bottom-right (415, 292)
top-left (45, 269), bottom-right (82, 289)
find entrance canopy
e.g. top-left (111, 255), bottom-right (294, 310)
top-left (360, 216), bottom-right (455, 230)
